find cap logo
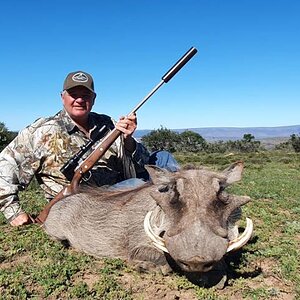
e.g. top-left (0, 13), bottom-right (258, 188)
top-left (72, 72), bottom-right (88, 83)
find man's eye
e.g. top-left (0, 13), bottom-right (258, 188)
top-left (70, 93), bottom-right (92, 99)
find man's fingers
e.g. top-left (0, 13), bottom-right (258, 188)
top-left (119, 114), bottom-right (137, 123)
top-left (10, 213), bottom-right (31, 227)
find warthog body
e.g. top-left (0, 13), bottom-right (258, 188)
top-left (44, 163), bottom-right (251, 280)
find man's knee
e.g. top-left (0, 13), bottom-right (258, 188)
top-left (148, 150), bottom-right (180, 172)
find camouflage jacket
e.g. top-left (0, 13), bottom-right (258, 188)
top-left (0, 109), bottom-right (149, 221)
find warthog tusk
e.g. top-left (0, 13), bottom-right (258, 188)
top-left (144, 211), bottom-right (169, 253)
top-left (227, 217), bottom-right (253, 253)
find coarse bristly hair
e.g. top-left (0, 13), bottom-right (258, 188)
top-left (43, 162), bottom-right (251, 285)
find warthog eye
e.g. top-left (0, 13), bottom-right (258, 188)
top-left (218, 191), bottom-right (229, 203)
top-left (158, 185), bottom-right (169, 193)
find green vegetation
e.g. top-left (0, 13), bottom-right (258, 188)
top-left (0, 150), bottom-right (299, 299)
top-left (1, 125), bottom-right (299, 299)
top-left (141, 126), bottom-right (182, 153)
top-left (0, 122), bottom-right (17, 152)
top-left (141, 127), bottom-right (262, 153)
top-left (290, 134), bottom-right (300, 152)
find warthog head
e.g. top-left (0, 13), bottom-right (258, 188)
top-left (144, 161), bottom-right (252, 273)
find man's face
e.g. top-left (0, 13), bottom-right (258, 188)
top-left (62, 86), bottom-right (96, 121)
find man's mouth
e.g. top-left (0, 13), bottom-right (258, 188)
top-left (73, 106), bottom-right (86, 110)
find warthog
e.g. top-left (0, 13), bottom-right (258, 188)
top-left (44, 162), bottom-right (253, 286)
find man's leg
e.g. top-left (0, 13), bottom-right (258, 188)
top-left (136, 150), bottom-right (180, 181)
top-left (148, 150), bottom-right (180, 172)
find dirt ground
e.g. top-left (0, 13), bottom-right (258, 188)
top-left (73, 255), bottom-right (296, 300)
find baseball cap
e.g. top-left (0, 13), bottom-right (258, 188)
top-left (63, 71), bottom-right (95, 93)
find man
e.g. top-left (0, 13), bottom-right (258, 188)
top-left (0, 71), bottom-right (150, 227)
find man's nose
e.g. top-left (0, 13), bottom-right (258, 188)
top-left (75, 97), bottom-right (85, 102)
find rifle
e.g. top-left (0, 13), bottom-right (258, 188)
top-left (34, 46), bottom-right (198, 225)
top-left (60, 124), bottom-right (109, 181)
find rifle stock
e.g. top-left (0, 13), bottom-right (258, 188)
top-left (34, 47), bottom-right (197, 225)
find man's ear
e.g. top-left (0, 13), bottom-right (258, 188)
top-left (91, 93), bottom-right (96, 105)
top-left (61, 92), bottom-right (66, 105)
top-left (60, 91), bottom-right (65, 100)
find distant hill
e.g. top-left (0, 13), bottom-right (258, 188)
top-left (134, 125), bottom-right (300, 141)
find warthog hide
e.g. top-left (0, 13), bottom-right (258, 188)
top-left (44, 162), bottom-right (252, 287)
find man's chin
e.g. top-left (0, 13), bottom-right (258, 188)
top-left (73, 109), bottom-right (88, 115)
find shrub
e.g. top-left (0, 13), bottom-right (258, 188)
top-left (0, 122), bottom-right (17, 151)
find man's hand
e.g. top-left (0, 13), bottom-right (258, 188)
top-left (115, 114), bottom-right (137, 138)
top-left (10, 213), bottom-right (33, 226)
top-left (115, 114), bottom-right (137, 153)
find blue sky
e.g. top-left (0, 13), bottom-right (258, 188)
top-left (1, 0), bottom-right (299, 131)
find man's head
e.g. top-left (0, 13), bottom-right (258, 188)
top-left (61, 71), bottom-right (96, 126)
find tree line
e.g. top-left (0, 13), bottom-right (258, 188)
top-left (0, 122), bottom-right (17, 152)
top-left (141, 126), bottom-right (262, 153)
top-left (141, 126), bottom-right (300, 154)
top-left (1, 121), bottom-right (300, 154)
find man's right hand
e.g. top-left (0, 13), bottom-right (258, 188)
top-left (10, 213), bottom-right (33, 226)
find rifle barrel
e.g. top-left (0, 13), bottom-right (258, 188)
top-left (162, 47), bottom-right (198, 83)
top-left (129, 46), bottom-right (197, 115)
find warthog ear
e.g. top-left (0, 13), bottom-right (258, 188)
top-left (144, 165), bottom-right (171, 185)
top-left (222, 161), bottom-right (244, 186)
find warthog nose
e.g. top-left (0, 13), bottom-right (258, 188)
top-left (201, 261), bottom-right (215, 272)
top-left (178, 256), bottom-right (215, 272)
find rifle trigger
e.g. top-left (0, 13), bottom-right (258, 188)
top-left (82, 170), bottom-right (92, 182)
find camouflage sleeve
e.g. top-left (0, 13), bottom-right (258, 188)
top-left (0, 120), bottom-right (43, 221)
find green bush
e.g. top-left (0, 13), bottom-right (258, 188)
top-left (0, 122), bottom-right (17, 152)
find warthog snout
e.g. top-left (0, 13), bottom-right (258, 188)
top-left (177, 257), bottom-right (216, 273)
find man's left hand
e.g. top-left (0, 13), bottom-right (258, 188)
top-left (115, 114), bottom-right (137, 139)
top-left (115, 114), bottom-right (137, 153)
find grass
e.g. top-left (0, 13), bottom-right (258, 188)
top-left (0, 150), bottom-right (299, 299)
